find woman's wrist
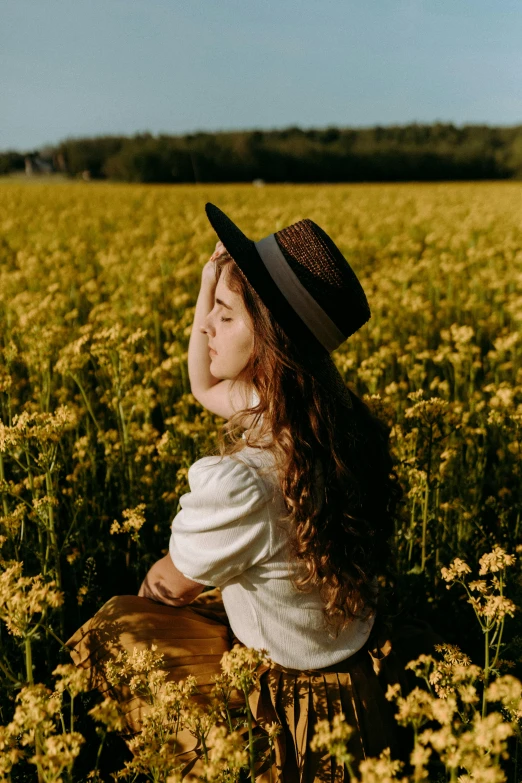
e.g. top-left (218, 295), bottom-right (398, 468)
top-left (200, 272), bottom-right (216, 293)
top-left (201, 260), bottom-right (218, 289)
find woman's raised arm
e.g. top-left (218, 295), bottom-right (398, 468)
top-left (187, 243), bottom-right (222, 398)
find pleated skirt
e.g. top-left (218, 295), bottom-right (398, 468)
top-left (65, 587), bottom-right (412, 783)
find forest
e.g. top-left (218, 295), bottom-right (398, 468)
top-left (2, 122), bottom-right (522, 182)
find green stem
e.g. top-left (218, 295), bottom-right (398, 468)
top-left (41, 624), bottom-right (67, 649)
top-left (24, 448), bottom-right (46, 569)
top-left (45, 470), bottom-right (61, 586)
top-left (0, 654), bottom-right (22, 686)
top-left (344, 757), bottom-right (357, 781)
top-left (45, 469), bottom-right (64, 639)
top-left (408, 497), bottom-right (416, 565)
top-left (421, 478), bottom-right (430, 572)
top-left (490, 618), bottom-right (505, 671)
top-left (490, 575), bottom-right (506, 671)
top-left (34, 730), bottom-right (45, 783)
top-left (242, 682), bottom-right (256, 783)
top-left (25, 636), bottom-right (34, 685)
top-left (59, 707), bottom-right (67, 734)
top-left (92, 729), bottom-right (107, 782)
top-left (482, 627), bottom-right (490, 719)
top-left (69, 372), bottom-right (101, 433)
top-left (200, 728), bottom-right (209, 764)
top-left (0, 453), bottom-right (9, 518)
top-left (225, 701), bottom-right (234, 734)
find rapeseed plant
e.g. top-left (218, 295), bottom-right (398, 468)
top-left (310, 547), bottom-right (521, 782)
top-left (1, 181), bottom-right (522, 780)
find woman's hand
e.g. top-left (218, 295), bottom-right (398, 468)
top-left (201, 240), bottom-right (226, 287)
top-left (138, 554), bottom-right (205, 606)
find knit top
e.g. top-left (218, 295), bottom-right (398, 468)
top-left (169, 427), bottom-right (376, 670)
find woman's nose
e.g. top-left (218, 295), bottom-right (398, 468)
top-left (200, 317), bottom-right (215, 336)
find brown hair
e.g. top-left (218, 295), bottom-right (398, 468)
top-left (209, 252), bottom-right (403, 638)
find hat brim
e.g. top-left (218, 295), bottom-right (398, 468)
top-left (205, 203), bottom-right (304, 340)
top-left (204, 202), bottom-right (353, 410)
top-left (205, 203), bottom-right (256, 275)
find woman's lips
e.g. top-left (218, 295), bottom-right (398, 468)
top-left (209, 348), bottom-right (217, 355)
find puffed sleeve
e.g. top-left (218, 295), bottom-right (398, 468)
top-left (169, 455), bottom-right (272, 588)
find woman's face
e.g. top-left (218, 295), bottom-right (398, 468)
top-left (200, 271), bottom-right (255, 380)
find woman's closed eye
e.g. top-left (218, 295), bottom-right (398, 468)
top-left (220, 316), bottom-right (232, 322)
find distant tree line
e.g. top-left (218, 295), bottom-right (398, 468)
top-left (3, 123), bottom-right (522, 182)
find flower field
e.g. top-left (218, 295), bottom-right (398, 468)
top-left (0, 180), bottom-right (521, 781)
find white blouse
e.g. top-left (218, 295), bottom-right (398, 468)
top-left (169, 444), bottom-right (375, 670)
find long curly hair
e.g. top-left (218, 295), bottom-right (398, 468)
top-left (209, 251), bottom-right (403, 639)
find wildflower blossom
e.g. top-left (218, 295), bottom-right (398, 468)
top-left (110, 503), bottom-right (147, 543)
top-left (485, 675), bottom-right (522, 720)
top-left (220, 644), bottom-right (271, 692)
top-left (0, 726), bottom-right (24, 777)
top-left (0, 503), bottom-right (25, 537)
top-left (3, 180), bottom-right (522, 783)
top-left (441, 558), bottom-right (472, 585)
top-left (105, 644), bottom-right (165, 691)
top-left (386, 686), bottom-right (435, 729)
top-left (8, 683), bottom-right (62, 742)
top-left (404, 396), bottom-right (449, 424)
top-left (468, 594), bottom-right (516, 622)
top-left (0, 562), bottom-right (63, 637)
top-left (30, 731), bottom-right (85, 779)
top-left (478, 546), bottom-right (516, 575)
top-left (357, 747), bottom-right (405, 783)
top-left (52, 664), bottom-right (90, 698)
top-left (88, 697), bottom-right (126, 732)
top-left (310, 712), bottom-right (354, 766)
top-left (200, 724), bottom-right (248, 781)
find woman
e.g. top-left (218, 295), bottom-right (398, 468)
top-left (66, 203), bottom-right (409, 782)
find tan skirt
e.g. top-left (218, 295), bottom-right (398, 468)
top-left (66, 588), bottom-right (412, 783)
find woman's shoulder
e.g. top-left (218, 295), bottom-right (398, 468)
top-left (188, 449), bottom-right (277, 500)
top-left (188, 451), bottom-right (264, 487)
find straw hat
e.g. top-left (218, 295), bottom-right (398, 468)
top-left (204, 203), bottom-right (371, 410)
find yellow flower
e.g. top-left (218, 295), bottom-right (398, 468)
top-left (357, 747), bottom-right (404, 783)
top-left (0, 562), bottom-right (63, 637)
top-left (88, 697), bottom-right (126, 732)
top-left (30, 731), bottom-right (85, 777)
top-left (478, 546), bottom-right (516, 575)
top-left (441, 558), bottom-right (472, 585)
top-left (52, 664), bottom-right (90, 697)
top-left (219, 644), bottom-right (271, 691)
top-left (310, 713), bottom-right (354, 768)
top-left (486, 675), bottom-right (522, 719)
top-left (110, 503), bottom-right (147, 543)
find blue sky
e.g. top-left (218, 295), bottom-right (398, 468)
top-left (2, 0), bottom-right (522, 151)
